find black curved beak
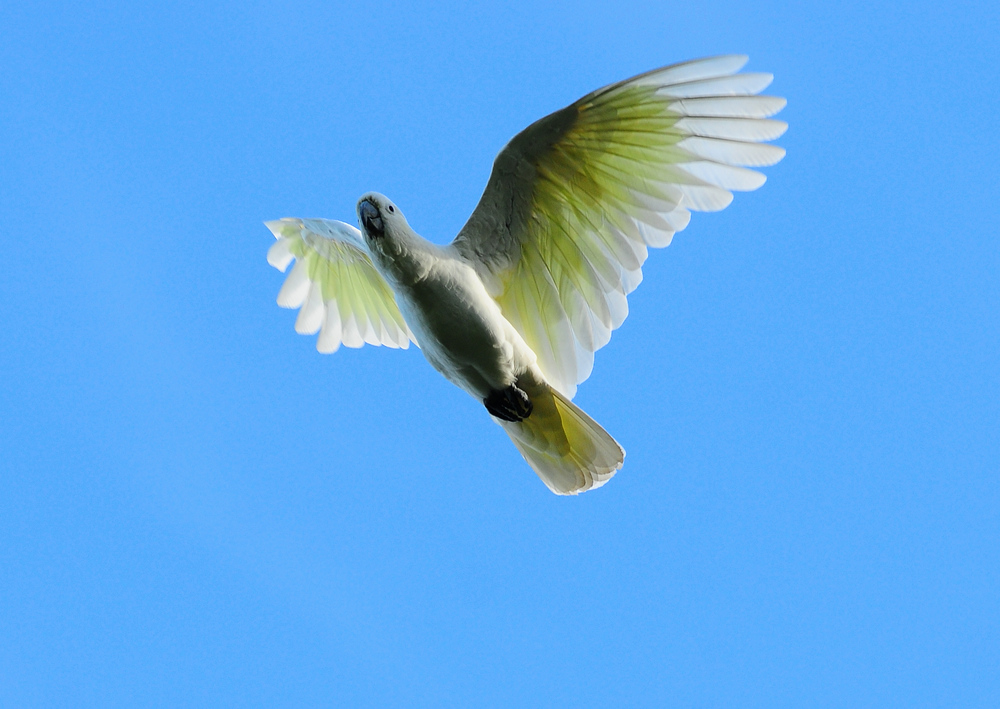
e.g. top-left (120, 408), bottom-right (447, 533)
top-left (359, 200), bottom-right (384, 238)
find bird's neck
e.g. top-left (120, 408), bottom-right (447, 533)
top-left (372, 229), bottom-right (441, 288)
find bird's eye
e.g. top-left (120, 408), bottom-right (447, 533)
top-left (387, 205), bottom-right (395, 214)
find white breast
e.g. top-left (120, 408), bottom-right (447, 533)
top-left (394, 257), bottom-right (536, 399)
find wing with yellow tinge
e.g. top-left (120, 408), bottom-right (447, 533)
top-left (451, 55), bottom-right (786, 398)
top-left (266, 218), bottom-right (416, 353)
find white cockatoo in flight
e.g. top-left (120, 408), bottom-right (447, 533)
top-left (266, 55), bottom-right (786, 495)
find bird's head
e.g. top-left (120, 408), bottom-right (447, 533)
top-left (357, 192), bottom-right (409, 251)
top-left (356, 192), bottom-right (430, 284)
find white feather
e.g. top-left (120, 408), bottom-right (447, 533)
top-left (635, 220), bottom-right (676, 248)
top-left (675, 117), bottom-right (788, 142)
top-left (668, 95), bottom-right (787, 119)
top-left (316, 302), bottom-right (342, 354)
top-left (657, 72), bottom-right (774, 99)
top-left (659, 207), bottom-right (692, 233)
top-left (266, 238), bottom-right (294, 271)
top-left (295, 281), bottom-right (325, 334)
top-left (340, 312), bottom-right (364, 349)
top-left (676, 184), bottom-right (735, 212)
top-left (679, 161), bottom-right (767, 191)
top-left (277, 259), bottom-right (310, 308)
top-left (678, 136), bottom-right (786, 167)
top-left (629, 54), bottom-right (749, 88)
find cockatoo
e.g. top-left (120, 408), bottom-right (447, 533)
top-left (266, 55), bottom-right (786, 495)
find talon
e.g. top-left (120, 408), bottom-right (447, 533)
top-left (484, 384), bottom-right (533, 422)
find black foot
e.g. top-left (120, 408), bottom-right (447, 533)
top-left (484, 385), bottom-right (533, 422)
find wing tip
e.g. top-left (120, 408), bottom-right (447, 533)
top-left (671, 53), bottom-right (750, 75)
top-left (264, 218), bottom-right (301, 238)
top-left (266, 239), bottom-right (295, 271)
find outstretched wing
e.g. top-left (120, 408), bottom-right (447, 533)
top-left (451, 55), bottom-right (786, 398)
top-left (266, 218), bottom-right (416, 352)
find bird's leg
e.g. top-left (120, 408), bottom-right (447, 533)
top-left (483, 384), bottom-right (533, 422)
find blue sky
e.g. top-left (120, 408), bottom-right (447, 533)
top-left (1, 0), bottom-right (998, 706)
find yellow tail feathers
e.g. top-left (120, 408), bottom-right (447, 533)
top-left (498, 383), bottom-right (624, 495)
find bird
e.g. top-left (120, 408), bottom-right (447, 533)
top-left (265, 55), bottom-right (786, 495)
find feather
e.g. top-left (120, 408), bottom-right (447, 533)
top-left (266, 238), bottom-right (294, 271)
top-left (678, 136), bottom-right (786, 167)
top-left (277, 259), bottom-right (310, 308)
top-left (679, 161), bottom-right (768, 191)
top-left (657, 72), bottom-right (774, 99)
top-left (295, 281), bottom-right (325, 335)
top-left (316, 302), bottom-right (342, 354)
top-left (667, 95), bottom-right (787, 119)
top-left (626, 54), bottom-right (749, 89)
top-left (674, 116), bottom-right (788, 142)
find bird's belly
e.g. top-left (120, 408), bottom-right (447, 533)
top-left (395, 263), bottom-right (533, 399)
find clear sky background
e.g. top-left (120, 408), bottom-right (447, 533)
top-left (1, 1), bottom-right (998, 706)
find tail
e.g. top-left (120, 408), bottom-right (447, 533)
top-left (498, 383), bottom-right (625, 495)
